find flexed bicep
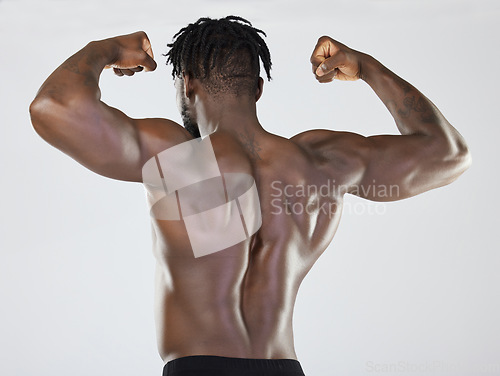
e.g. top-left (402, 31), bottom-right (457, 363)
top-left (352, 133), bottom-right (466, 201)
top-left (291, 129), bottom-right (468, 202)
top-left (304, 35), bottom-right (471, 200)
top-left (30, 32), bottom-right (189, 182)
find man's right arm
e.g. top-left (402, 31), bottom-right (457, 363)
top-left (29, 32), bottom-right (189, 182)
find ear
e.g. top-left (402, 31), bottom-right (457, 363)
top-left (182, 71), bottom-right (195, 98)
top-left (255, 77), bottom-right (264, 102)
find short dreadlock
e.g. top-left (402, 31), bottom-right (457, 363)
top-left (165, 15), bottom-right (272, 97)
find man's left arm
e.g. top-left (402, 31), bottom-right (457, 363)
top-left (293, 36), bottom-right (471, 201)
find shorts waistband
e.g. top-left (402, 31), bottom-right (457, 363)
top-left (163, 355), bottom-right (305, 375)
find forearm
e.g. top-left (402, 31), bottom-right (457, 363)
top-left (32, 40), bottom-right (116, 109)
top-left (359, 54), bottom-right (468, 153)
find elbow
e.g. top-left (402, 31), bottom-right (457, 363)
top-left (29, 97), bottom-right (40, 120)
top-left (439, 137), bottom-right (472, 184)
top-left (435, 129), bottom-right (472, 172)
top-left (452, 136), bottom-right (472, 175)
top-left (29, 96), bottom-right (65, 142)
top-left (459, 145), bottom-right (472, 172)
top-left (29, 96), bottom-right (52, 130)
top-left (29, 94), bottom-right (69, 130)
top-left (427, 132), bottom-right (472, 186)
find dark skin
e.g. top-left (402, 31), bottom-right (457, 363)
top-left (30, 31), bottom-right (471, 362)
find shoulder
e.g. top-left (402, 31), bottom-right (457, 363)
top-left (135, 118), bottom-right (192, 161)
top-left (290, 129), bottom-right (371, 183)
top-left (290, 129), bottom-right (371, 162)
top-left (290, 129), bottom-right (368, 152)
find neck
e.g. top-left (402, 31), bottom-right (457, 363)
top-left (195, 95), bottom-right (265, 137)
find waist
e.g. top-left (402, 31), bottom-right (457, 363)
top-left (163, 355), bottom-right (305, 376)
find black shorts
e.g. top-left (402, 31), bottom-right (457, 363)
top-left (162, 355), bottom-right (306, 376)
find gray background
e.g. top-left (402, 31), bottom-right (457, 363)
top-left (0, 0), bottom-right (498, 375)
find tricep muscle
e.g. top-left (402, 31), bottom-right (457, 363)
top-left (30, 97), bottom-right (189, 182)
top-left (292, 129), bottom-right (467, 202)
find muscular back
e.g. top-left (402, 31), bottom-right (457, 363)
top-left (29, 30), bottom-right (470, 366)
top-left (148, 129), bottom-right (344, 362)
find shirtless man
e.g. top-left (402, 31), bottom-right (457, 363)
top-left (29, 15), bottom-right (471, 376)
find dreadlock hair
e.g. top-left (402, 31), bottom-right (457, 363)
top-left (165, 15), bottom-right (272, 98)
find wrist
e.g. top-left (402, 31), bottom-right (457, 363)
top-left (85, 39), bottom-right (120, 68)
top-left (358, 53), bottom-right (383, 84)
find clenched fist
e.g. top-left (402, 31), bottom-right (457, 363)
top-left (310, 36), bottom-right (365, 83)
top-left (101, 31), bottom-right (157, 76)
